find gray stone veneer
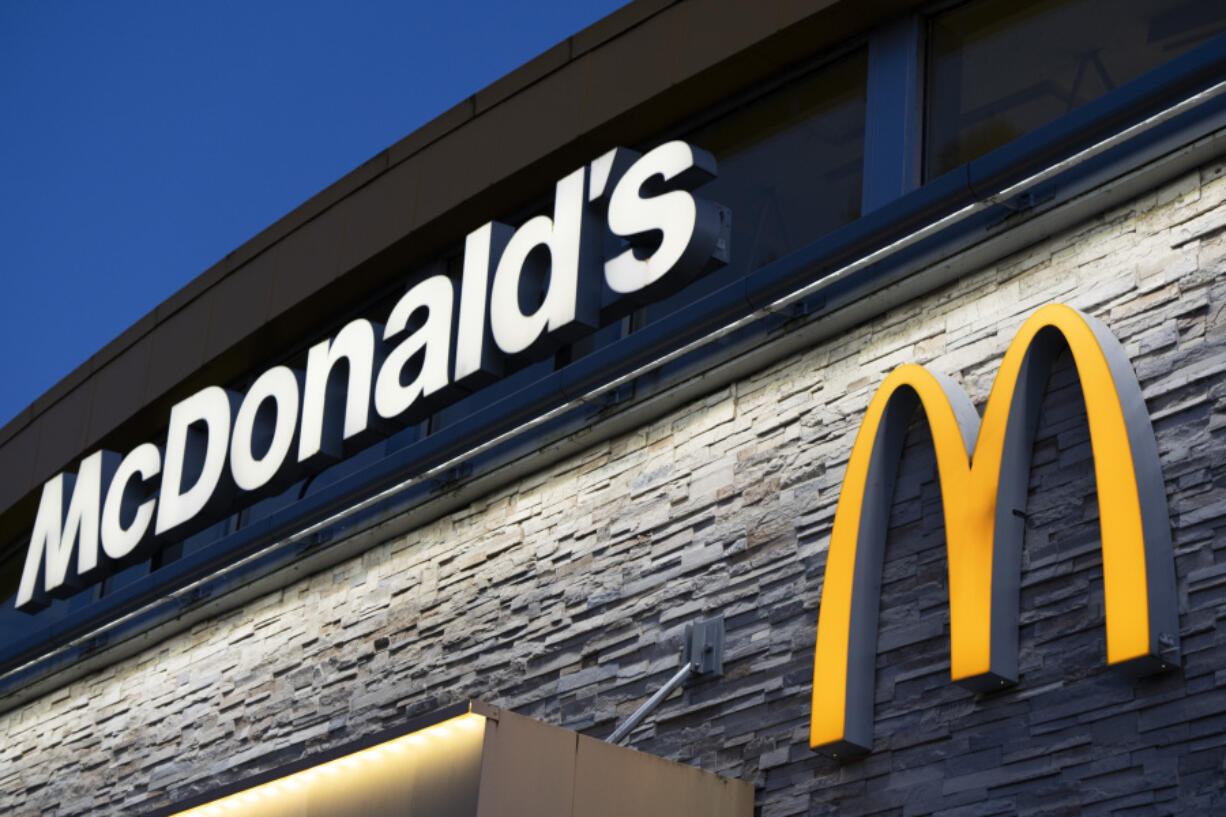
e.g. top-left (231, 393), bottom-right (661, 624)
top-left (3, 160), bottom-right (1225, 816)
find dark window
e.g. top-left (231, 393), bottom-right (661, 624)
top-left (925, 0), bottom-right (1226, 180)
top-left (641, 49), bottom-right (868, 326)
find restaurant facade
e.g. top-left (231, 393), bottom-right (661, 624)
top-left (2, 0), bottom-right (1226, 814)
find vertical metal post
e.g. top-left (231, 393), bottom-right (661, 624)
top-left (862, 14), bottom-right (924, 213)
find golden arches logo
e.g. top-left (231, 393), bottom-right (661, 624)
top-left (810, 303), bottom-right (1179, 755)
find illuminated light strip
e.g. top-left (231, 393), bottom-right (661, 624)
top-left (3, 77), bottom-right (1225, 690)
top-left (167, 712), bottom-right (486, 817)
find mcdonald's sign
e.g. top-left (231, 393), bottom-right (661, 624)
top-left (810, 303), bottom-right (1180, 756)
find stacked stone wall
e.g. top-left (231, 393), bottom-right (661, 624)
top-left (3, 160), bottom-right (1225, 815)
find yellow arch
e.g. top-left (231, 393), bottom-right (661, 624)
top-left (811, 303), bottom-right (1174, 754)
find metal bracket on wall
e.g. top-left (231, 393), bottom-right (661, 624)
top-left (605, 615), bottom-right (725, 746)
top-left (430, 462), bottom-right (474, 489)
top-left (683, 616), bottom-right (725, 676)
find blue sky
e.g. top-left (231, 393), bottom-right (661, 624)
top-left (0, 0), bottom-right (626, 428)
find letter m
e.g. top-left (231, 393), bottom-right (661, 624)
top-left (810, 303), bottom-right (1178, 755)
top-left (16, 451), bottom-right (114, 612)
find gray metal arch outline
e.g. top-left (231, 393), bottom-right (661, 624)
top-left (832, 307), bottom-right (1178, 756)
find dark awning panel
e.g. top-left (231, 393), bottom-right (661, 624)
top-left (157, 701), bottom-right (753, 817)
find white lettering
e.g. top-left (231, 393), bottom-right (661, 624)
top-left (455, 222), bottom-right (512, 386)
top-left (231, 366), bottom-right (301, 491)
top-left (489, 166), bottom-right (600, 357)
top-left (16, 140), bottom-right (727, 612)
top-left (376, 275), bottom-right (455, 421)
top-left (101, 443), bottom-right (161, 561)
top-left (605, 140), bottom-right (723, 295)
top-left (156, 386), bottom-right (237, 536)
top-left (298, 319), bottom-right (379, 463)
top-left (17, 451), bottom-right (116, 611)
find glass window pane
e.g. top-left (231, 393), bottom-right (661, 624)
top-left (640, 49), bottom-right (868, 326)
top-left (925, 0), bottom-right (1226, 180)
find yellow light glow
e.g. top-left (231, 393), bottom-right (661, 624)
top-left (168, 711), bottom-right (487, 816)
